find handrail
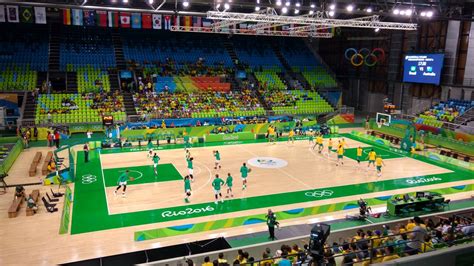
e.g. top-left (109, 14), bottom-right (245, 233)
top-left (398, 114), bottom-right (474, 131)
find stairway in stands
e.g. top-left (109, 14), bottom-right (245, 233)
top-left (122, 91), bottom-right (137, 116)
top-left (222, 39), bottom-right (239, 66)
top-left (66, 72), bottom-right (77, 93)
top-left (48, 24), bottom-right (60, 71)
top-left (248, 72), bottom-right (271, 112)
top-left (22, 93), bottom-right (36, 121)
top-left (271, 44), bottom-right (308, 88)
top-left (111, 30), bottom-right (125, 90)
top-left (36, 72), bottom-right (47, 89)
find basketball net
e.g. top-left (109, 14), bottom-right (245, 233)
top-left (377, 119), bottom-right (385, 128)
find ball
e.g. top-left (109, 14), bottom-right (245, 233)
top-left (129, 177), bottom-right (135, 181)
top-left (248, 168), bottom-right (252, 173)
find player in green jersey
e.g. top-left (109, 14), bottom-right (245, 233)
top-left (225, 173), bottom-right (233, 198)
top-left (184, 175), bottom-right (192, 203)
top-left (214, 150), bottom-right (221, 170)
top-left (240, 163), bottom-right (251, 190)
top-left (187, 157), bottom-right (194, 181)
top-left (212, 174), bottom-right (225, 204)
top-left (152, 153), bottom-right (160, 175)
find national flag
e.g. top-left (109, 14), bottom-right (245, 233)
top-left (202, 18), bottom-right (212, 28)
top-left (96, 10), bottom-right (107, 27)
top-left (72, 9), bottom-right (83, 26)
top-left (62, 9), bottom-right (71, 25)
top-left (173, 15), bottom-right (180, 28)
top-left (193, 16), bottom-right (201, 28)
top-left (120, 12), bottom-right (130, 28)
top-left (20, 6), bottom-right (33, 23)
top-left (108, 11), bottom-right (119, 27)
top-left (142, 13), bottom-right (152, 29)
top-left (7, 5), bottom-right (19, 23)
top-left (131, 13), bottom-right (141, 29)
top-left (152, 14), bottom-right (162, 29)
top-left (239, 23), bottom-right (248, 29)
top-left (34, 7), bottom-right (46, 24)
top-left (183, 16), bottom-right (192, 30)
top-left (0, 5), bottom-right (5, 23)
top-left (163, 15), bottom-right (171, 30)
top-left (83, 10), bottom-right (95, 26)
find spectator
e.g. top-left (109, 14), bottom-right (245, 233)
top-left (381, 246), bottom-right (400, 262)
top-left (84, 142), bottom-right (90, 163)
top-left (202, 256), bottom-right (212, 266)
top-left (278, 252), bottom-right (291, 266)
top-left (27, 195), bottom-right (38, 213)
top-left (217, 253), bottom-right (228, 264)
top-left (54, 130), bottom-right (60, 148)
top-left (406, 216), bottom-right (427, 255)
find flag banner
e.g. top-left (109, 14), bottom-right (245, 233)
top-left (202, 18), bottom-right (212, 28)
top-left (131, 13), bottom-right (141, 29)
top-left (173, 15), bottom-right (180, 27)
top-left (83, 10), bottom-right (95, 26)
top-left (142, 13), bottom-right (152, 29)
top-left (62, 9), bottom-right (71, 25)
top-left (163, 15), bottom-right (171, 30)
top-left (120, 12), bottom-right (130, 28)
top-left (96, 10), bottom-right (107, 27)
top-left (34, 7), bottom-right (46, 24)
top-left (20, 6), bottom-right (34, 23)
top-left (7, 5), bottom-right (19, 23)
top-left (108, 11), bottom-right (119, 27)
top-left (0, 5), bottom-right (5, 23)
top-left (282, 25), bottom-right (290, 31)
top-left (239, 23), bottom-right (248, 29)
top-left (192, 16), bottom-right (201, 28)
top-left (152, 14), bottom-right (161, 29)
top-left (72, 9), bottom-right (83, 26)
top-left (183, 16), bottom-right (192, 30)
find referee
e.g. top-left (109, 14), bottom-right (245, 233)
top-left (83, 142), bottom-right (89, 163)
top-left (266, 209), bottom-right (279, 240)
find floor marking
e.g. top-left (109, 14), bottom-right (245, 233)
top-left (99, 150), bottom-right (110, 215)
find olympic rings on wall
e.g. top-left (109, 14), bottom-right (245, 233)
top-left (344, 48), bottom-right (386, 67)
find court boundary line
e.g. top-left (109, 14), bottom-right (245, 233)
top-left (98, 150), bottom-right (110, 215)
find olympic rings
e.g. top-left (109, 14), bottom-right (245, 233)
top-left (344, 48), bottom-right (386, 67)
top-left (81, 174), bottom-right (97, 184)
top-left (304, 190), bottom-right (334, 198)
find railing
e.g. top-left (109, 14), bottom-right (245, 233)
top-left (398, 114), bottom-right (474, 133)
top-left (337, 106), bottom-right (355, 115)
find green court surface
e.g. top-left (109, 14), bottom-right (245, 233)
top-left (344, 146), bottom-right (404, 162)
top-left (103, 164), bottom-right (182, 187)
top-left (70, 134), bottom-right (474, 235)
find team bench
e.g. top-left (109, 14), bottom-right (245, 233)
top-left (8, 195), bottom-right (25, 218)
top-left (29, 152), bottom-right (43, 177)
top-left (26, 189), bottom-right (40, 216)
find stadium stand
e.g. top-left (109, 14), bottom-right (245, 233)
top-left (233, 36), bottom-right (283, 68)
top-left (417, 100), bottom-right (473, 123)
top-left (76, 65), bottom-right (111, 93)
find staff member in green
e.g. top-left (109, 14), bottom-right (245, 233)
top-left (114, 170), bottom-right (130, 197)
top-left (212, 174), bottom-right (225, 204)
top-left (266, 209), bottom-right (279, 240)
top-left (152, 153), bottom-right (160, 175)
top-left (184, 175), bottom-right (192, 203)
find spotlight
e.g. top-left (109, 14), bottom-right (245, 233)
top-left (420, 11), bottom-right (426, 17)
top-left (282, 6), bottom-right (288, 13)
top-left (400, 10), bottom-right (405, 15)
top-left (328, 10), bottom-right (335, 17)
top-left (285, 1), bottom-right (290, 7)
top-left (224, 3), bottom-right (230, 9)
top-left (393, 9), bottom-right (399, 15)
top-left (310, 3), bottom-right (315, 8)
top-left (276, 0), bottom-right (282, 6)
top-left (366, 7), bottom-right (372, 13)
top-left (122, 0), bottom-right (128, 3)
top-left (405, 9), bottom-right (412, 16)
top-left (426, 11), bottom-right (433, 17)
top-left (111, 0), bottom-right (117, 2)
top-left (255, 6), bottom-right (260, 11)
top-left (256, 0), bottom-right (260, 3)
top-left (216, 3), bottom-right (221, 9)
top-left (374, 27), bottom-right (380, 32)
top-left (148, 0), bottom-right (153, 4)
top-left (346, 4), bottom-right (354, 12)
top-left (183, 0), bottom-right (189, 7)
top-left (309, 10), bottom-right (314, 15)
top-left (329, 4), bottom-right (335, 10)
top-left (294, 9), bottom-right (299, 14)
top-left (295, 2), bottom-right (300, 7)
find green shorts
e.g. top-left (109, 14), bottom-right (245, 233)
top-left (376, 166), bottom-right (382, 171)
top-left (356, 156), bottom-right (361, 161)
top-left (369, 160), bottom-right (375, 164)
top-left (328, 146), bottom-right (332, 150)
top-left (338, 155), bottom-right (343, 159)
top-left (319, 143), bottom-right (323, 147)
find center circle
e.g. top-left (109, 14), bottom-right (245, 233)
top-left (247, 157), bottom-right (288, 169)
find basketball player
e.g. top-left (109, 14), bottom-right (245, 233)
top-left (356, 147), bottom-right (363, 166)
top-left (240, 162), bottom-right (250, 190)
top-left (367, 149), bottom-right (377, 169)
top-left (187, 157), bottom-right (194, 181)
top-left (340, 138), bottom-right (347, 148)
top-left (212, 174), bottom-right (225, 204)
top-left (185, 149), bottom-right (191, 160)
top-left (375, 156), bottom-right (385, 177)
top-left (114, 170), bottom-right (129, 197)
top-left (214, 150), bottom-right (221, 170)
top-left (225, 173), bottom-right (234, 198)
top-left (184, 175), bottom-right (192, 203)
top-left (288, 129), bottom-right (295, 144)
top-left (327, 138), bottom-right (333, 156)
top-left (152, 153), bottom-right (160, 175)
top-left (147, 140), bottom-right (153, 158)
top-left (308, 131), bottom-right (315, 146)
top-left (336, 145), bottom-right (344, 166)
top-left (316, 134), bottom-right (324, 153)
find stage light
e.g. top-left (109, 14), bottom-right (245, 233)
top-left (285, 1), bottom-right (291, 7)
top-left (309, 10), bottom-right (314, 15)
top-left (216, 3), bottom-right (221, 9)
top-left (282, 7), bottom-right (288, 14)
top-left (400, 10), bottom-right (405, 15)
top-left (148, 0), bottom-right (153, 4)
top-left (295, 2), bottom-right (300, 7)
top-left (426, 11), bottom-right (433, 17)
top-left (405, 9), bottom-right (412, 16)
top-left (294, 9), bottom-right (299, 14)
top-left (366, 7), bottom-right (372, 13)
top-left (310, 3), bottom-right (315, 8)
top-left (346, 4), bottom-right (354, 12)
top-left (329, 4), bottom-right (335, 10)
top-left (374, 27), bottom-right (380, 32)
top-left (255, 6), bottom-right (260, 11)
top-left (224, 3), bottom-right (230, 9)
top-left (328, 10), bottom-right (335, 17)
top-left (420, 11), bottom-right (426, 17)
top-left (122, 0), bottom-right (128, 3)
top-left (393, 9), bottom-right (399, 15)
top-left (183, 0), bottom-right (189, 7)
top-left (111, 0), bottom-right (117, 3)
top-left (276, 0), bottom-right (282, 6)
top-left (256, 0), bottom-right (260, 3)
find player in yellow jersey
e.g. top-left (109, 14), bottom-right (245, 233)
top-left (267, 126), bottom-right (276, 144)
top-left (327, 138), bottom-right (333, 156)
top-left (356, 147), bottom-right (363, 166)
top-left (366, 149), bottom-right (377, 169)
top-left (288, 129), bottom-right (295, 144)
top-left (375, 156), bottom-right (385, 177)
top-left (316, 135), bottom-right (324, 153)
top-left (336, 144), bottom-right (344, 166)
top-left (340, 138), bottom-right (346, 148)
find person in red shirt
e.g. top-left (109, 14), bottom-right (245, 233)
top-left (54, 131), bottom-right (60, 148)
top-left (47, 132), bottom-right (52, 147)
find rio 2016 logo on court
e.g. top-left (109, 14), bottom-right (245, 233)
top-left (406, 176), bottom-right (441, 185)
top-left (304, 190), bottom-right (334, 198)
top-left (247, 157), bottom-right (288, 169)
top-left (161, 206), bottom-right (215, 218)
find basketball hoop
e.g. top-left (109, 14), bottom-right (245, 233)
top-left (377, 122), bottom-right (382, 128)
top-left (377, 118), bottom-right (385, 128)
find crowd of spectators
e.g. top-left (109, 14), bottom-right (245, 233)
top-left (82, 91), bottom-right (124, 115)
top-left (183, 215), bottom-right (473, 266)
top-left (132, 89), bottom-right (261, 119)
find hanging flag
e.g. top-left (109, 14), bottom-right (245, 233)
top-left (152, 14), bottom-right (161, 29)
top-left (72, 9), bottom-right (83, 26)
top-left (7, 5), bottom-right (19, 23)
top-left (83, 10), bottom-right (95, 26)
top-left (202, 18), bottom-right (212, 28)
top-left (239, 23), bottom-right (248, 29)
top-left (120, 12), bottom-right (130, 28)
top-left (163, 15), bottom-right (171, 30)
top-left (96, 10), bottom-right (107, 27)
top-left (62, 9), bottom-right (71, 25)
top-left (193, 16), bottom-right (201, 28)
top-left (173, 15), bottom-right (180, 28)
top-left (34, 7), bottom-right (46, 24)
top-left (142, 13), bottom-right (152, 29)
top-left (131, 13), bottom-right (141, 29)
top-left (0, 5), bottom-right (5, 23)
top-left (108, 11), bottom-right (119, 27)
top-left (20, 6), bottom-right (34, 23)
top-left (183, 16), bottom-right (192, 30)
